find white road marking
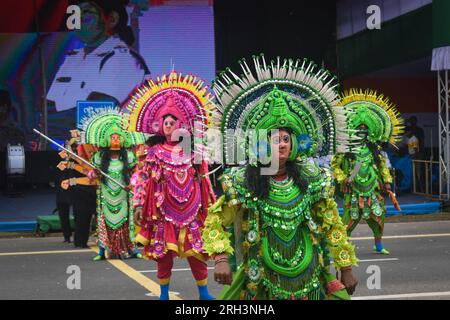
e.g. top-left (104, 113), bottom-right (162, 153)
top-left (358, 258), bottom-right (399, 262)
top-left (0, 249), bottom-right (92, 256)
top-left (145, 292), bottom-right (157, 297)
top-left (351, 233), bottom-right (450, 240)
top-left (330, 258), bottom-right (399, 265)
top-left (353, 291), bottom-right (450, 300)
top-left (145, 291), bottom-right (179, 297)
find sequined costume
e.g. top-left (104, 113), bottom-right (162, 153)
top-left (61, 109), bottom-right (147, 259)
top-left (122, 72), bottom-right (220, 299)
top-left (202, 56), bottom-right (358, 300)
top-left (90, 149), bottom-right (138, 259)
top-left (331, 90), bottom-right (404, 254)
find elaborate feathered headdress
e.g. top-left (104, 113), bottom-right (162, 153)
top-left (120, 72), bottom-right (220, 140)
top-left (80, 108), bottom-right (147, 148)
top-left (214, 54), bottom-right (350, 164)
top-left (338, 89), bottom-right (404, 150)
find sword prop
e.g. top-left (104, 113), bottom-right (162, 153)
top-left (387, 190), bottom-right (401, 211)
top-left (33, 128), bottom-right (129, 191)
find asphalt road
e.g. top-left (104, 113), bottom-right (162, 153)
top-left (1, 220), bottom-right (450, 300)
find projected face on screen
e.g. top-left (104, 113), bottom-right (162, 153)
top-left (0, 0), bottom-right (215, 143)
top-left (46, 0), bottom-right (149, 117)
top-left (77, 2), bottom-right (106, 46)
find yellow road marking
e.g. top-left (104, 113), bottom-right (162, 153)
top-left (89, 246), bottom-right (182, 300)
top-left (0, 246), bottom-right (181, 300)
top-left (0, 249), bottom-right (91, 256)
top-left (351, 233), bottom-right (450, 241)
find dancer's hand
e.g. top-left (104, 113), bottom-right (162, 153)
top-left (134, 207), bottom-right (143, 226)
top-left (214, 254), bottom-right (232, 285)
top-left (340, 268), bottom-right (358, 295)
top-left (87, 170), bottom-right (97, 181)
top-left (57, 161), bottom-right (68, 171)
top-left (58, 150), bottom-right (68, 159)
top-left (384, 183), bottom-right (391, 193)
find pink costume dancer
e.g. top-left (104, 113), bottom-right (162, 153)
top-left (121, 72), bottom-right (219, 300)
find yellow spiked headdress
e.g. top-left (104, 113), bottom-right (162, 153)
top-left (338, 89), bottom-right (405, 148)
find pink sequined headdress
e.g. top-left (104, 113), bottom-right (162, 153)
top-left (121, 72), bottom-right (220, 139)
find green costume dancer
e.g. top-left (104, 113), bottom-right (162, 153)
top-left (331, 90), bottom-right (404, 255)
top-left (79, 109), bottom-right (147, 260)
top-left (202, 55), bottom-right (358, 300)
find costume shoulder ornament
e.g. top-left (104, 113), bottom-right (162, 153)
top-left (80, 108), bottom-right (147, 148)
top-left (338, 89), bottom-right (405, 151)
top-left (213, 54), bottom-right (351, 164)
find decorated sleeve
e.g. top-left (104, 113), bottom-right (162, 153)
top-left (202, 170), bottom-right (241, 256)
top-left (61, 177), bottom-right (99, 188)
top-left (319, 168), bottom-right (335, 199)
top-left (130, 161), bottom-right (150, 208)
top-left (378, 155), bottom-right (393, 184)
top-left (57, 160), bottom-right (90, 176)
top-left (74, 177), bottom-right (100, 186)
top-left (72, 162), bottom-right (91, 176)
top-left (330, 153), bottom-right (346, 184)
top-left (311, 198), bottom-right (358, 270)
top-left (127, 150), bottom-right (138, 169)
top-left (202, 195), bottom-right (238, 256)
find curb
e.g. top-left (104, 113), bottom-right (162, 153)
top-left (0, 221), bottom-right (36, 232)
top-left (0, 202), bottom-right (443, 233)
top-left (337, 201), bottom-right (441, 216)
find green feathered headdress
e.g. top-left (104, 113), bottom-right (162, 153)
top-left (338, 89), bottom-right (405, 150)
top-left (80, 108), bottom-right (147, 148)
top-left (214, 54), bottom-right (350, 164)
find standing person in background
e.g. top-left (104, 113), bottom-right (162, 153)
top-left (406, 129), bottom-right (420, 158)
top-left (58, 130), bottom-right (98, 248)
top-left (406, 116), bottom-right (424, 157)
top-left (405, 127), bottom-right (423, 193)
top-left (55, 168), bottom-right (73, 243)
top-left (55, 131), bottom-right (81, 243)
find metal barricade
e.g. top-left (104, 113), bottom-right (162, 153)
top-left (412, 159), bottom-right (440, 196)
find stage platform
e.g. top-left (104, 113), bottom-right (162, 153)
top-left (0, 188), bottom-right (443, 232)
top-left (0, 187), bottom-right (58, 232)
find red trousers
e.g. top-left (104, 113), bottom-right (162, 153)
top-left (157, 254), bottom-right (208, 281)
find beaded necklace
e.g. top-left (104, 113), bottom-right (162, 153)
top-left (96, 155), bottom-right (132, 230)
top-left (235, 172), bottom-right (325, 299)
top-left (148, 143), bottom-right (202, 227)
